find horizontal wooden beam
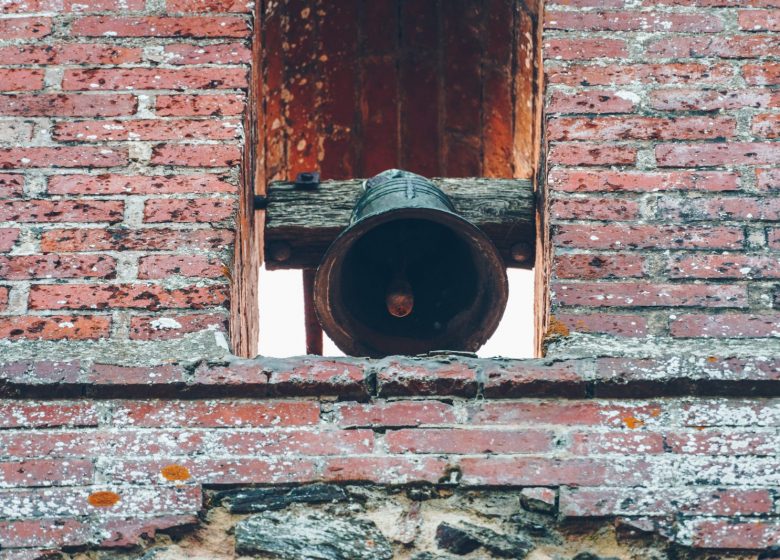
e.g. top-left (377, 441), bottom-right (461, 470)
top-left (264, 177), bottom-right (535, 270)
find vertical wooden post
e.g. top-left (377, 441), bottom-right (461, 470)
top-left (302, 268), bottom-right (323, 355)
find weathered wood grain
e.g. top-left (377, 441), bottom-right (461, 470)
top-left (265, 178), bottom-right (535, 270)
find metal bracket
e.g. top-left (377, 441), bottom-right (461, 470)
top-left (294, 171), bottom-right (320, 190)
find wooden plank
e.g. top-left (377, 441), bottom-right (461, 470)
top-left (513, 4), bottom-right (536, 180)
top-left (302, 268), bottom-right (323, 355)
top-left (264, 177), bottom-right (535, 270)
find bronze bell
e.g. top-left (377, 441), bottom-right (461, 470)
top-left (314, 169), bottom-right (509, 357)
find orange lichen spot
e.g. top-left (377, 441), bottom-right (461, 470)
top-left (622, 416), bottom-right (644, 429)
top-left (649, 407), bottom-right (662, 418)
top-left (161, 464), bottom-right (191, 481)
top-left (544, 316), bottom-right (570, 339)
top-left (87, 490), bottom-right (120, 507)
top-left (707, 356), bottom-right (718, 363)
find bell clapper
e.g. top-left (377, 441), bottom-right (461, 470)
top-left (385, 262), bottom-right (414, 318)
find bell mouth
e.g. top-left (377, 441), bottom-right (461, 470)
top-left (314, 206), bottom-right (508, 358)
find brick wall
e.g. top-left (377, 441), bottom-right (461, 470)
top-left (0, 0), bottom-right (779, 558)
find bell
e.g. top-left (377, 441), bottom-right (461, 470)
top-left (314, 169), bottom-right (508, 357)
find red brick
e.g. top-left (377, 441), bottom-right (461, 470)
top-left (650, 89), bottom-right (778, 111)
top-left (543, 38), bottom-right (627, 60)
top-left (666, 431), bottom-right (778, 455)
top-left (0, 316), bottom-right (110, 341)
top-left (62, 68), bottom-right (247, 91)
top-left (323, 457), bottom-right (451, 485)
top-left (0, 401), bottom-right (98, 429)
top-left (646, 35), bottom-right (780, 59)
top-left (129, 313), bottom-right (226, 340)
top-left (546, 62), bottom-right (734, 86)
top-left (460, 457), bottom-right (624, 486)
top-left (0, 147), bottom-right (127, 169)
top-left (0, 200), bottom-right (123, 223)
top-left (71, 16), bottom-right (250, 38)
top-left (213, 429), bottom-right (374, 456)
top-left (555, 313), bottom-right (648, 337)
top-left (0, 174), bottom-right (23, 198)
top-left (113, 400), bottom-right (319, 428)
top-left (671, 313), bottom-right (780, 338)
top-left (88, 363), bottom-right (187, 386)
top-left (48, 174), bottom-right (235, 195)
top-left (385, 428), bottom-right (555, 454)
top-left (743, 62), bottom-right (780, 85)
top-left (336, 401), bottom-right (456, 428)
top-left (739, 9), bottom-right (780, 31)
top-left (1, 0), bottom-right (144, 11)
top-left (656, 142), bottom-right (780, 167)
top-left (375, 361), bottom-right (477, 397)
top-left (548, 169), bottom-right (739, 193)
top-left (546, 11), bottom-right (723, 32)
top-left (167, 0), bottom-right (251, 11)
top-left (0, 459), bottom-right (92, 488)
top-left (0, 228), bottom-right (19, 252)
top-left (551, 198), bottom-right (640, 221)
top-left (547, 0), bottom-right (624, 5)
top-left (0, 17), bottom-right (51, 40)
top-left (547, 91), bottom-right (637, 114)
top-left (29, 283), bottom-right (227, 311)
top-left (164, 42), bottom-right (251, 64)
top-left (0, 94), bottom-right (137, 117)
top-left (0, 69), bottom-right (44, 92)
top-left (687, 519), bottom-right (780, 550)
top-left (156, 94), bottom-right (245, 116)
top-left (482, 361), bottom-right (586, 398)
top-left (549, 143), bottom-right (636, 166)
top-left (645, 0), bottom-right (780, 5)
top-left (0, 44), bottom-right (141, 65)
top-left (553, 282), bottom-right (747, 308)
top-left (0, 254), bottom-right (115, 280)
top-left (554, 254), bottom-right (645, 279)
top-left (669, 254), bottom-right (780, 279)
top-left (680, 400), bottom-right (780, 427)
top-left (143, 198), bottom-right (235, 223)
top-left (554, 224), bottom-right (743, 250)
top-left (752, 114), bottom-right (780, 139)
top-left (151, 144), bottom-right (241, 167)
top-left (548, 116), bottom-right (735, 141)
top-left (570, 431), bottom-right (665, 455)
top-left (757, 168), bottom-right (780, 190)
top-left (561, 487), bottom-right (772, 517)
top-left (138, 255), bottom-right (223, 279)
top-left (53, 119), bottom-right (240, 142)
top-left (659, 196), bottom-right (780, 221)
top-left (40, 227), bottom-right (233, 252)
top-left (466, 401), bottom-right (665, 427)
top-left (0, 519), bottom-right (91, 549)
top-left (104, 457), bottom-right (319, 485)
top-left (771, 228), bottom-right (780, 250)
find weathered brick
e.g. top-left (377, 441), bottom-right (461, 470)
top-left (770, 228), bottom-right (780, 250)
top-left (0, 94), bottom-right (137, 117)
top-left (645, 0), bottom-right (780, 5)
top-left (553, 282), bottom-right (747, 308)
top-left (666, 431), bottom-right (779, 455)
top-left (570, 431), bottom-right (665, 455)
top-left (546, 11), bottom-right (723, 32)
top-left (0, 519), bottom-right (91, 549)
top-left (0, 200), bottom-right (123, 223)
top-left (671, 313), bottom-right (780, 338)
top-left (0, 69), bottom-right (44, 92)
top-left (375, 361), bottom-right (477, 397)
top-left (2, 0), bottom-right (144, 11)
top-left (551, 198), bottom-right (640, 221)
top-left (385, 428), bottom-right (555, 454)
top-left (0, 228), bottom-right (19, 253)
top-left (163, 43), bottom-right (251, 64)
top-left (650, 89), bottom-right (778, 111)
top-left (460, 457), bottom-right (624, 487)
top-left (659, 196), bottom-right (780, 221)
top-left (548, 116), bottom-right (735, 141)
top-left (150, 144), bottom-right (241, 167)
top-left (336, 401), bottom-right (456, 428)
top-left (757, 168), bottom-right (780, 191)
top-left (0, 316), bottom-right (111, 341)
top-left (29, 283), bottom-right (227, 311)
top-left (112, 400), bottom-right (319, 428)
top-left (752, 114), bottom-right (780, 139)
top-left (71, 16), bottom-right (250, 38)
top-left (0, 147), bottom-right (127, 169)
top-left (0, 459), bottom-right (92, 487)
top-left (739, 9), bottom-right (780, 31)
top-left (554, 254), bottom-right (645, 279)
top-left (129, 313), bottom-right (226, 340)
top-left (547, 91), bottom-right (637, 114)
top-left (143, 198), bottom-right (235, 223)
top-left (166, 0), bottom-right (251, 11)
top-left (213, 429), bottom-right (375, 456)
top-left (466, 401), bottom-right (664, 427)
top-left (323, 457), bottom-right (450, 485)
top-left (646, 35), bottom-right (780, 59)
top-left (155, 94), bottom-right (245, 116)
top-left (48, 174), bottom-right (235, 195)
top-left (743, 62), bottom-right (780, 85)
top-left (548, 169), bottom-right (739, 193)
top-left (88, 363), bottom-right (187, 386)
top-left (40, 227), bottom-right (233, 252)
top-left (137, 255), bottom-right (223, 279)
top-left (554, 313), bottom-right (648, 336)
top-left (554, 224), bottom-right (743, 250)
top-left (656, 143), bottom-right (780, 167)
top-left (0, 174), bottom-right (24, 198)
top-left (53, 119), bottom-right (241, 141)
top-left (0, 17), bottom-right (51, 40)
top-left (0, 44), bottom-right (141, 65)
top-left (545, 62), bottom-right (734, 86)
top-left (669, 254), bottom-right (780, 279)
top-left (543, 38), bottom-right (627, 60)
top-left (0, 254), bottom-right (115, 280)
top-left (680, 399), bottom-right (780, 427)
top-left (0, 401), bottom-right (98, 429)
top-left (62, 68), bottom-right (248, 91)
top-left (548, 143), bottom-right (636, 166)
top-left (686, 519), bottom-right (780, 550)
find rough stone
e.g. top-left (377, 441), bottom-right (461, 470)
top-left (234, 511), bottom-right (393, 560)
top-left (217, 484), bottom-right (349, 513)
top-left (435, 522), bottom-right (534, 558)
top-left (521, 487), bottom-right (557, 514)
top-left (572, 554), bottom-right (622, 560)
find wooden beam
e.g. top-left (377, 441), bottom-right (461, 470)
top-left (264, 177), bottom-right (535, 270)
top-left (302, 268), bottom-right (323, 355)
